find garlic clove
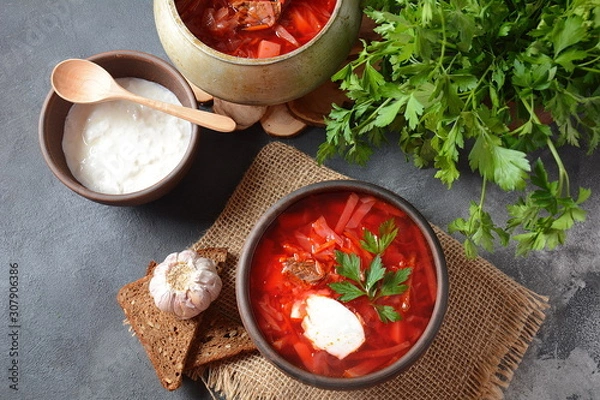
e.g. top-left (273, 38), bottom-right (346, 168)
top-left (187, 289), bottom-right (204, 310)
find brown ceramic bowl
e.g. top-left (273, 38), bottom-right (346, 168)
top-left (236, 180), bottom-right (448, 390)
top-left (39, 50), bottom-right (200, 206)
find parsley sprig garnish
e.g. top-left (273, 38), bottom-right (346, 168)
top-left (329, 219), bottom-right (411, 323)
top-left (318, 0), bottom-right (599, 258)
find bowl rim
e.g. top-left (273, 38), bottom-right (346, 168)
top-left (38, 49), bottom-right (200, 206)
top-left (164, 0), bottom-right (347, 65)
top-left (236, 179), bottom-right (449, 390)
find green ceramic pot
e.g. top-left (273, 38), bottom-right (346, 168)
top-left (153, 0), bottom-right (361, 105)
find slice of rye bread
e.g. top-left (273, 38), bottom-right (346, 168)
top-left (185, 306), bottom-right (257, 375)
top-left (117, 248), bottom-right (230, 391)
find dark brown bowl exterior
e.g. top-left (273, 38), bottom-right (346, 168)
top-left (236, 180), bottom-right (449, 390)
top-left (38, 50), bottom-right (199, 206)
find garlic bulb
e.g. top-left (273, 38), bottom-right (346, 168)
top-left (148, 250), bottom-right (222, 319)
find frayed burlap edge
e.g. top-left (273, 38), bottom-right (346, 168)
top-left (189, 142), bottom-right (549, 400)
top-left (478, 284), bottom-right (549, 399)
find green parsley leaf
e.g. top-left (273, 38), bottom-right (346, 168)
top-left (404, 93), bottom-right (425, 129)
top-left (329, 281), bottom-right (366, 302)
top-left (506, 159), bottom-right (591, 256)
top-left (365, 255), bottom-right (386, 296)
top-left (334, 251), bottom-right (362, 283)
top-left (361, 218), bottom-right (398, 253)
top-left (329, 219), bottom-right (411, 323)
top-left (380, 269), bottom-right (410, 297)
top-left (375, 305), bottom-right (402, 323)
top-left (552, 15), bottom-right (586, 57)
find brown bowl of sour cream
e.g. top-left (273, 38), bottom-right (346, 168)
top-left (39, 50), bottom-right (200, 206)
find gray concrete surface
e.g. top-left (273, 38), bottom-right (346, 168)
top-left (1, 1), bottom-right (598, 399)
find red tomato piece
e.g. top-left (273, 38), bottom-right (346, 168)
top-left (334, 192), bottom-right (360, 233)
top-left (346, 196), bottom-right (376, 229)
top-left (257, 39), bottom-right (281, 58)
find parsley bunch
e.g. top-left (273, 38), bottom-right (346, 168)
top-left (329, 219), bottom-right (411, 323)
top-left (318, 0), bottom-right (599, 257)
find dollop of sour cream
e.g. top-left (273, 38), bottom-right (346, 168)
top-left (62, 77), bottom-right (193, 194)
top-left (299, 294), bottom-right (366, 359)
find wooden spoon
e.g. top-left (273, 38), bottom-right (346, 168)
top-left (51, 59), bottom-right (236, 133)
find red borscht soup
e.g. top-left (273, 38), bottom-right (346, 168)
top-left (175, 0), bottom-right (336, 58)
top-left (249, 190), bottom-right (438, 378)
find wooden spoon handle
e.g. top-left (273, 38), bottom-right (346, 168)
top-left (119, 90), bottom-right (236, 132)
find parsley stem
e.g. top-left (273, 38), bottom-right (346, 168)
top-left (436, 5), bottom-right (447, 73)
top-left (480, 178), bottom-right (488, 211)
top-left (579, 66), bottom-right (600, 74)
top-left (520, 94), bottom-right (539, 125)
top-left (546, 138), bottom-right (570, 198)
top-left (519, 94), bottom-right (571, 198)
top-left (557, 86), bottom-right (600, 104)
top-left (579, 55), bottom-right (600, 68)
top-left (465, 63), bottom-right (495, 111)
top-left (358, 97), bottom-right (393, 133)
top-left (468, 177), bottom-right (489, 235)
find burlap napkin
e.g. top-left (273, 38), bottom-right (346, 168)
top-left (189, 141), bottom-right (549, 400)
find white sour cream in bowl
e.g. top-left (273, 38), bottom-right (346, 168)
top-left (62, 77), bottom-right (193, 194)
